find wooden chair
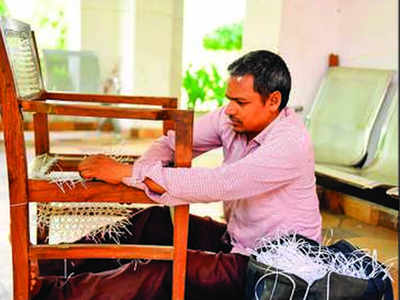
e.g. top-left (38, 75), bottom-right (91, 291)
top-left (0, 17), bottom-right (193, 300)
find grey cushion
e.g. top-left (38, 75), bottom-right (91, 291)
top-left (306, 67), bottom-right (392, 166)
top-left (315, 91), bottom-right (398, 188)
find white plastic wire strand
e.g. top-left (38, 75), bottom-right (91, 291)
top-left (326, 271), bottom-right (333, 300)
top-left (254, 271), bottom-right (296, 300)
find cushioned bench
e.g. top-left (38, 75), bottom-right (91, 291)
top-left (306, 66), bottom-right (393, 166)
top-left (305, 65), bottom-right (397, 209)
top-left (314, 90), bottom-right (398, 190)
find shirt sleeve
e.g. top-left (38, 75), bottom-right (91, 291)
top-left (135, 127), bottom-right (308, 205)
top-left (122, 107), bottom-right (224, 187)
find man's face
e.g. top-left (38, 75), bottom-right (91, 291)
top-left (225, 75), bottom-right (280, 139)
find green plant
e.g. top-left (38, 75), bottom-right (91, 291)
top-left (203, 22), bottom-right (243, 51)
top-left (209, 65), bottom-right (227, 107)
top-left (0, 0), bottom-right (8, 16)
top-left (182, 65), bottom-right (227, 110)
top-left (38, 9), bottom-right (67, 49)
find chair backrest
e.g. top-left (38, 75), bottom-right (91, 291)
top-left (306, 67), bottom-right (392, 166)
top-left (0, 17), bottom-right (34, 299)
top-left (361, 91), bottom-right (398, 186)
top-left (0, 17), bottom-right (44, 100)
top-left (43, 49), bottom-right (101, 93)
top-left (0, 17), bottom-right (36, 174)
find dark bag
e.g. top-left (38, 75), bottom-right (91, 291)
top-left (245, 235), bottom-right (393, 300)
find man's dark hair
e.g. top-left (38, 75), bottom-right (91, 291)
top-left (227, 50), bottom-right (291, 110)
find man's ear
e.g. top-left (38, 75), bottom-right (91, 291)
top-left (267, 91), bottom-right (282, 111)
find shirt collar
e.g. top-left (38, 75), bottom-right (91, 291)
top-left (251, 107), bottom-right (294, 145)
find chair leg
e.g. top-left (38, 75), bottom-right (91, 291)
top-left (11, 259), bottom-right (29, 300)
top-left (10, 202), bottom-right (30, 300)
top-left (172, 205), bottom-right (189, 300)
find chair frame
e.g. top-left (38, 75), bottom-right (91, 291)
top-left (0, 18), bottom-right (193, 300)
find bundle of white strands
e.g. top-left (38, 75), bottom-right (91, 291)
top-left (248, 234), bottom-right (392, 286)
top-left (28, 153), bottom-right (87, 192)
top-left (48, 171), bottom-right (87, 193)
top-left (29, 153), bottom-right (59, 180)
top-left (29, 152), bottom-right (136, 244)
top-left (29, 151), bottom-right (130, 192)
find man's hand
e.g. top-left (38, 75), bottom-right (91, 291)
top-left (78, 154), bottom-right (166, 194)
top-left (78, 154), bottom-right (132, 184)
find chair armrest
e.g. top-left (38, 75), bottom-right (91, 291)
top-left (20, 100), bottom-right (192, 121)
top-left (44, 91), bottom-right (177, 107)
top-left (28, 179), bottom-right (155, 204)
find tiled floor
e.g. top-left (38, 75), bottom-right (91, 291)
top-left (0, 132), bottom-right (397, 299)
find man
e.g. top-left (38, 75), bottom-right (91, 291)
top-left (34, 50), bottom-right (321, 300)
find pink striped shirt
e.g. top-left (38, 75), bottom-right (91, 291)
top-left (123, 106), bottom-right (322, 255)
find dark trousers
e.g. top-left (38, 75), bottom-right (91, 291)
top-left (36, 206), bottom-right (249, 300)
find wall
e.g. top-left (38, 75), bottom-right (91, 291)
top-left (335, 0), bottom-right (398, 70)
top-left (81, 0), bottom-right (132, 91)
top-left (278, 1), bottom-right (340, 116)
top-left (243, 0), bottom-right (283, 53)
top-left (278, 0), bottom-right (398, 116)
top-left (81, 0), bottom-right (184, 130)
top-left (65, 0), bottom-right (81, 51)
top-left (81, 0), bottom-right (184, 98)
top-left (133, 0), bottom-right (184, 97)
